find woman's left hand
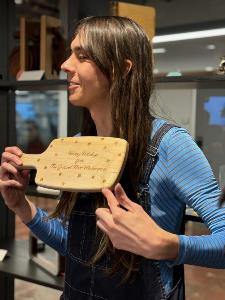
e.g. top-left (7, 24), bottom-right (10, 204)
top-left (96, 183), bottom-right (179, 260)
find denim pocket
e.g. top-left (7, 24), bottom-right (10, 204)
top-left (64, 254), bottom-right (109, 300)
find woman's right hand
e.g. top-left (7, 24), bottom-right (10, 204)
top-left (0, 146), bottom-right (30, 212)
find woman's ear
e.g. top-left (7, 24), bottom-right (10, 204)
top-left (123, 59), bottom-right (132, 77)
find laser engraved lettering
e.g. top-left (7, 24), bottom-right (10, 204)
top-left (50, 163), bottom-right (106, 172)
top-left (68, 150), bottom-right (98, 158)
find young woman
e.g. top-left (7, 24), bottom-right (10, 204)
top-left (0, 16), bottom-right (225, 300)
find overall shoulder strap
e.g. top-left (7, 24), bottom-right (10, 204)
top-left (138, 123), bottom-right (178, 213)
top-left (140, 123), bottom-right (178, 185)
top-left (141, 122), bottom-right (185, 300)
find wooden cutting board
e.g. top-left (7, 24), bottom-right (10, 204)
top-left (20, 136), bottom-right (129, 192)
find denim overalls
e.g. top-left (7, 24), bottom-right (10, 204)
top-left (60, 124), bottom-right (185, 300)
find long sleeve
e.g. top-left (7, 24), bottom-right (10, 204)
top-left (166, 127), bottom-right (225, 268)
top-left (26, 208), bottom-right (68, 256)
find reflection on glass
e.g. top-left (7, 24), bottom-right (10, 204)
top-left (15, 90), bottom-right (67, 154)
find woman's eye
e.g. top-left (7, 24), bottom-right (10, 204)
top-left (78, 53), bottom-right (87, 60)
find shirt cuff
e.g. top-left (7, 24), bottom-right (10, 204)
top-left (166, 235), bottom-right (187, 267)
top-left (26, 207), bottom-right (48, 229)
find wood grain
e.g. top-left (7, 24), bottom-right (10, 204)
top-left (111, 2), bottom-right (155, 39)
top-left (21, 137), bottom-right (129, 192)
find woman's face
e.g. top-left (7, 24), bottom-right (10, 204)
top-left (61, 34), bottom-right (110, 110)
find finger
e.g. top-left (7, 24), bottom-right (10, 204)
top-left (102, 188), bottom-right (120, 214)
top-left (1, 151), bottom-right (23, 166)
top-left (95, 207), bottom-right (112, 221)
top-left (1, 161), bottom-right (20, 175)
top-left (0, 163), bottom-right (29, 186)
top-left (96, 219), bottom-right (109, 234)
top-left (96, 208), bottom-right (115, 233)
top-left (0, 179), bottom-right (24, 188)
top-left (4, 146), bottom-right (23, 156)
top-left (114, 183), bottom-right (134, 211)
top-left (0, 164), bottom-right (28, 186)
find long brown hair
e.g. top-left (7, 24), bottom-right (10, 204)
top-left (51, 16), bottom-right (155, 280)
top-left (219, 189), bottom-right (225, 206)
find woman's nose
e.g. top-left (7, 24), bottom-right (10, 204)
top-left (61, 56), bottom-right (75, 73)
top-left (61, 58), bottom-right (69, 73)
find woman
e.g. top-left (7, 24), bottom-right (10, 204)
top-left (0, 16), bottom-right (225, 300)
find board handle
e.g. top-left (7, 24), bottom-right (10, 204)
top-left (20, 153), bottom-right (42, 169)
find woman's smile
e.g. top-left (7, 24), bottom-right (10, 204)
top-left (68, 82), bottom-right (80, 92)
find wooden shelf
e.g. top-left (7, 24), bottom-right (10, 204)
top-left (0, 79), bottom-right (67, 90)
top-left (0, 239), bottom-right (64, 291)
top-left (26, 184), bottom-right (60, 199)
top-left (1, 75), bottom-right (225, 91)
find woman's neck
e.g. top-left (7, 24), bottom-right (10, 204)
top-left (90, 107), bottom-right (113, 137)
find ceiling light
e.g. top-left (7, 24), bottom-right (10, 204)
top-left (153, 28), bottom-right (225, 44)
top-left (206, 44), bottom-right (216, 50)
top-left (205, 66), bottom-right (214, 72)
top-left (153, 48), bottom-right (166, 54)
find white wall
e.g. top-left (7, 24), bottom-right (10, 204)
top-left (152, 88), bottom-right (197, 137)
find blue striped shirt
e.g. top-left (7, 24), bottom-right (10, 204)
top-left (27, 118), bottom-right (225, 295)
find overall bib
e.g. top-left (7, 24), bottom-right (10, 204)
top-left (60, 124), bottom-right (185, 300)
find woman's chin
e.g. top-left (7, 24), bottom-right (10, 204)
top-left (68, 97), bottom-right (87, 108)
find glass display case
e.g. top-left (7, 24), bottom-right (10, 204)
top-left (16, 90), bottom-right (67, 153)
